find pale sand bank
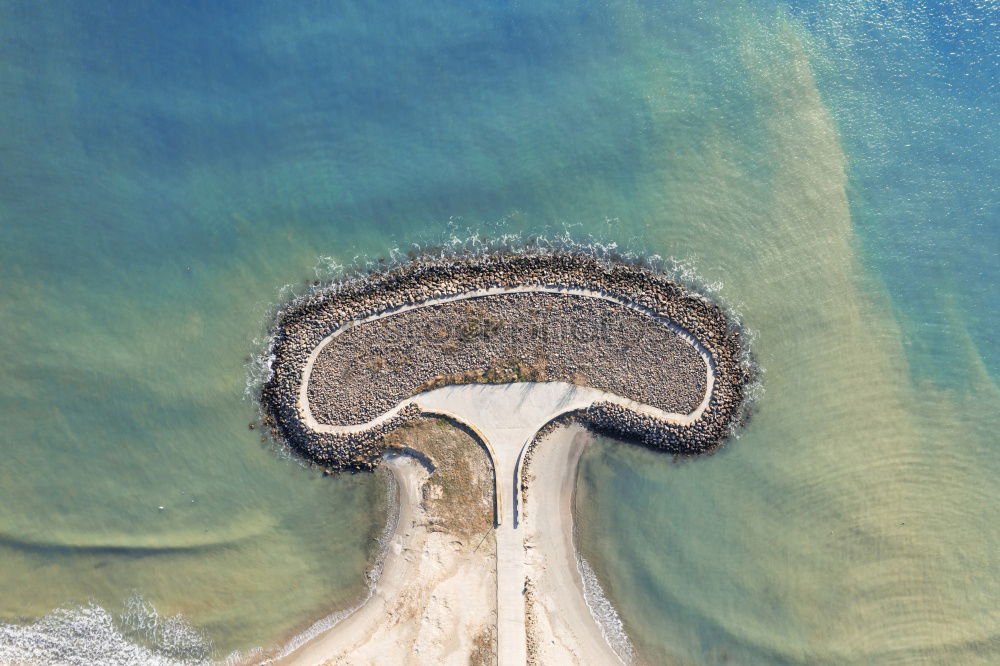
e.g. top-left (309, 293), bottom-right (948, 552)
top-left (523, 424), bottom-right (628, 666)
top-left (276, 420), bottom-right (625, 666)
top-left (276, 423), bottom-right (497, 666)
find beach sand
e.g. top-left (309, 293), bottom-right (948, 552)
top-left (523, 424), bottom-right (627, 665)
top-left (277, 421), bottom-right (497, 666)
top-left (276, 419), bottom-right (624, 665)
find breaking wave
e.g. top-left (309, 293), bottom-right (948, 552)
top-left (576, 554), bottom-right (636, 664)
top-left (0, 595), bottom-right (254, 666)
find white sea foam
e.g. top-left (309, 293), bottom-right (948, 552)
top-left (9, 482), bottom-right (400, 666)
top-left (0, 595), bottom-right (220, 666)
top-left (576, 555), bottom-right (636, 665)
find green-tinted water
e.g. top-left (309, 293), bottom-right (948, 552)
top-left (0, 0), bottom-right (995, 663)
top-left (573, 10), bottom-right (1000, 664)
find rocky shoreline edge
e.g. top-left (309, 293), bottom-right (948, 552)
top-left (260, 251), bottom-right (755, 472)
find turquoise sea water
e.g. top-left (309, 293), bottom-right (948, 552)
top-left (0, 0), bottom-right (996, 663)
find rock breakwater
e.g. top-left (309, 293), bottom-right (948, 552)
top-left (260, 252), bottom-right (753, 472)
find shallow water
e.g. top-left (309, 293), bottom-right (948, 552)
top-left (0, 0), bottom-right (996, 663)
